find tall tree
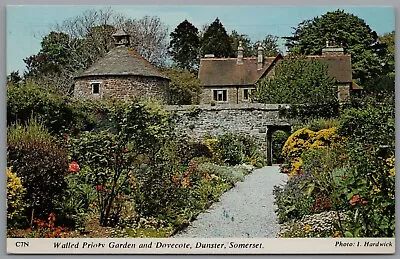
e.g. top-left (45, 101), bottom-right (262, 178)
top-left (162, 67), bottom-right (201, 105)
top-left (258, 34), bottom-right (281, 56)
top-left (24, 8), bottom-right (170, 94)
top-left (378, 31), bottom-right (395, 75)
top-left (254, 56), bottom-right (337, 105)
top-left (200, 18), bottom-right (234, 58)
top-left (284, 9), bottom-right (384, 84)
top-left (55, 9), bottom-right (169, 66)
top-left (24, 32), bottom-right (76, 77)
top-left (360, 32), bottom-right (395, 97)
top-left (7, 71), bottom-right (22, 85)
top-left (121, 16), bottom-right (169, 67)
top-left (169, 19), bottom-right (200, 72)
top-left (230, 30), bottom-right (253, 57)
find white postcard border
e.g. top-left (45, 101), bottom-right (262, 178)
top-left (7, 238), bottom-right (395, 254)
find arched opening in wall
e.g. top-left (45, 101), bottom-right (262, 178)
top-left (272, 130), bottom-right (291, 164)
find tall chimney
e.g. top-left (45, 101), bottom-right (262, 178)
top-left (322, 40), bottom-right (344, 55)
top-left (257, 42), bottom-right (263, 70)
top-left (237, 41), bottom-right (244, 65)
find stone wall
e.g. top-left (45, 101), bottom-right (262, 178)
top-left (74, 75), bottom-right (169, 102)
top-left (165, 103), bottom-right (291, 146)
top-left (337, 83), bottom-right (351, 103)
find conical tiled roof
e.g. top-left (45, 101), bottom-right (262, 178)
top-left (75, 46), bottom-right (169, 80)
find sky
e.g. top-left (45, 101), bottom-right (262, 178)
top-left (6, 5), bottom-right (395, 74)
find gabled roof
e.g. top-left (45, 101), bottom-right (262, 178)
top-left (75, 45), bottom-right (169, 80)
top-left (198, 54), bottom-right (283, 86)
top-left (304, 54), bottom-right (352, 83)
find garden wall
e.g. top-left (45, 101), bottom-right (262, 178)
top-left (165, 103), bottom-right (291, 156)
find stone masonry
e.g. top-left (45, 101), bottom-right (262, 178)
top-left (74, 75), bottom-right (169, 102)
top-left (164, 103), bottom-right (292, 165)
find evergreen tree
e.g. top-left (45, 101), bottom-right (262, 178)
top-left (200, 18), bottom-right (234, 58)
top-left (169, 19), bottom-right (200, 72)
top-left (230, 30), bottom-right (253, 57)
top-left (7, 71), bottom-right (23, 85)
top-left (284, 9), bottom-right (385, 84)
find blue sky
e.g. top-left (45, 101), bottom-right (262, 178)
top-left (6, 5), bottom-right (395, 74)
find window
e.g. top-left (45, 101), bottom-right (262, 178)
top-left (243, 88), bottom-right (255, 101)
top-left (243, 89), bottom-right (249, 100)
top-left (213, 89), bottom-right (227, 102)
top-left (91, 82), bottom-right (100, 94)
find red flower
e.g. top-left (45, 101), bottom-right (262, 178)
top-left (123, 148), bottom-right (129, 153)
top-left (349, 195), bottom-right (367, 206)
top-left (96, 185), bottom-right (103, 192)
top-left (48, 212), bottom-right (56, 222)
top-left (349, 195), bottom-right (360, 206)
top-left (68, 162), bottom-right (80, 173)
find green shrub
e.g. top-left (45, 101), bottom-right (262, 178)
top-left (284, 102), bottom-right (340, 122)
top-left (173, 135), bottom-right (213, 165)
top-left (162, 68), bottom-right (201, 105)
top-left (68, 130), bottom-right (136, 227)
top-left (275, 148), bottom-right (346, 224)
top-left (7, 167), bottom-right (26, 228)
top-left (272, 130), bottom-right (289, 164)
top-left (294, 118), bottom-right (340, 132)
top-left (215, 133), bottom-right (264, 167)
top-left (7, 83), bottom-right (96, 135)
top-left (273, 172), bottom-right (315, 223)
top-left (55, 166), bottom-right (98, 230)
top-left (7, 119), bottom-right (68, 221)
top-left (68, 100), bottom-right (175, 227)
top-left (197, 162), bottom-right (245, 186)
top-left (134, 155), bottom-right (191, 219)
top-left (335, 102), bottom-right (395, 237)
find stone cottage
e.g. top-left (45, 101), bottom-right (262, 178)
top-left (74, 30), bottom-right (170, 102)
top-left (198, 40), bottom-right (361, 104)
top-left (198, 42), bottom-right (283, 104)
top-left (305, 41), bottom-right (362, 102)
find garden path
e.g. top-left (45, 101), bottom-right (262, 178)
top-left (175, 165), bottom-right (288, 238)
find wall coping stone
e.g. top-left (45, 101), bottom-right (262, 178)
top-left (163, 103), bottom-right (291, 112)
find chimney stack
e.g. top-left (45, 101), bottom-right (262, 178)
top-left (237, 41), bottom-right (244, 65)
top-left (257, 42), bottom-right (263, 70)
top-left (322, 40), bottom-right (344, 55)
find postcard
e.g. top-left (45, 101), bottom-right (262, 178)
top-left (6, 5), bottom-right (395, 254)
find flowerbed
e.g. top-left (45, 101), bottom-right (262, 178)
top-left (274, 98), bottom-right (395, 238)
top-left (6, 93), bottom-right (259, 238)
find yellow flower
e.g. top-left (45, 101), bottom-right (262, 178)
top-left (333, 231), bottom-right (340, 238)
top-left (386, 156), bottom-right (395, 177)
top-left (304, 224), bottom-right (311, 233)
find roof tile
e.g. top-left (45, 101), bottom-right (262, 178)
top-left (198, 56), bottom-right (281, 86)
top-left (75, 46), bottom-right (168, 79)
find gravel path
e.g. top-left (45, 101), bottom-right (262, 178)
top-left (175, 165), bottom-right (288, 238)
